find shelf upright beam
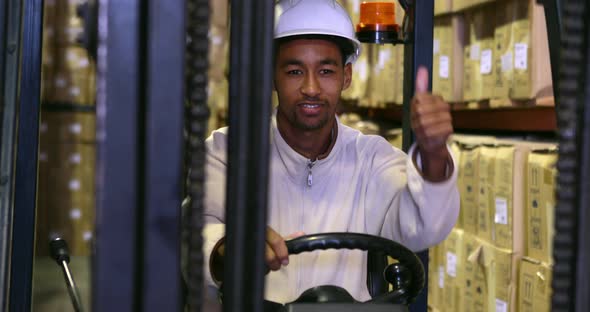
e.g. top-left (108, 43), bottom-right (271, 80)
top-left (401, 1), bottom-right (434, 312)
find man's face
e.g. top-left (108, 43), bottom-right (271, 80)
top-left (274, 38), bottom-right (352, 132)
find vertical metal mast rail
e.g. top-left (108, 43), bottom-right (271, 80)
top-left (0, 0), bottom-right (20, 307)
top-left (401, 1), bottom-right (434, 311)
top-left (94, 0), bottom-right (185, 310)
top-left (552, 0), bottom-right (590, 310)
top-left (7, 0), bottom-right (44, 310)
top-left (223, 0), bottom-right (275, 311)
top-left (184, 0), bottom-right (210, 310)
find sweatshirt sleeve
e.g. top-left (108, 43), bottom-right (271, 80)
top-left (202, 129), bottom-right (229, 287)
top-left (365, 140), bottom-right (460, 252)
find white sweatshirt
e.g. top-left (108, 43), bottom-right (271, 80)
top-left (203, 114), bottom-right (459, 303)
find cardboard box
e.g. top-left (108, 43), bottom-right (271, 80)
top-left (463, 5), bottom-right (496, 101)
top-left (435, 0), bottom-right (453, 16)
top-left (450, 141), bottom-right (463, 227)
top-left (518, 258), bottom-right (552, 312)
top-left (462, 45), bottom-right (477, 102)
top-left (211, 0), bottom-right (229, 28)
top-left (208, 25), bottom-right (229, 82)
top-left (477, 145), bottom-right (496, 242)
top-left (433, 14), bottom-right (466, 103)
top-left (526, 148), bottom-right (557, 264)
top-left (37, 142), bottom-right (96, 257)
top-left (454, 0), bottom-right (496, 12)
top-left (511, 0), bottom-right (553, 101)
top-left (40, 112), bottom-right (96, 143)
top-left (48, 70), bottom-right (95, 104)
top-left (492, 0), bottom-right (517, 103)
top-left (428, 242), bottom-right (446, 309)
top-left (492, 144), bottom-right (528, 253)
top-left (36, 192), bottom-right (95, 256)
top-left (492, 247), bottom-right (519, 312)
top-left (443, 229), bottom-right (465, 312)
top-left (342, 44), bottom-right (371, 104)
top-left (53, 0), bottom-right (86, 45)
top-left (464, 235), bottom-right (495, 312)
top-left (385, 128), bottom-right (403, 150)
top-left (458, 144), bottom-right (480, 235)
top-left (370, 44), bottom-right (397, 107)
top-left (394, 44), bottom-right (405, 105)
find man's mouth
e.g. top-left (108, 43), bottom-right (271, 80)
top-left (301, 103), bottom-right (321, 109)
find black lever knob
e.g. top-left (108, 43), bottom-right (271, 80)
top-left (384, 263), bottom-right (412, 292)
top-left (49, 237), bottom-right (71, 264)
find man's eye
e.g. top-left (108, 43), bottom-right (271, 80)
top-left (287, 69), bottom-right (302, 75)
top-left (320, 69), bottom-right (334, 74)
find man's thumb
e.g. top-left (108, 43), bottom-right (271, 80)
top-left (285, 231), bottom-right (306, 240)
top-left (415, 66), bottom-right (429, 94)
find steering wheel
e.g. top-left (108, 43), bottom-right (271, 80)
top-left (264, 232), bottom-right (425, 308)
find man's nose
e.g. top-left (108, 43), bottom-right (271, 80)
top-left (301, 72), bottom-right (320, 97)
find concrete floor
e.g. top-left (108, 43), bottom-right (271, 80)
top-left (32, 256), bottom-right (91, 311)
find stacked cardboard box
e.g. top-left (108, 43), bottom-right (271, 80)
top-left (525, 148), bottom-right (557, 264)
top-left (492, 0), bottom-right (516, 104)
top-left (369, 44), bottom-right (398, 107)
top-left (429, 136), bottom-right (557, 312)
top-left (510, 0), bottom-right (553, 103)
top-left (462, 3), bottom-right (496, 104)
top-left (433, 14), bottom-right (466, 103)
top-left (518, 258), bottom-right (552, 312)
top-left (37, 112), bottom-right (96, 257)
top-left (206, 0), bottom-right (230, 133)
top-left (435, 0), bottom-right (453, 16)
top-left (453, 0), bottom-right (496, 12)
top-left (42, 0), bottom-right (96, 106)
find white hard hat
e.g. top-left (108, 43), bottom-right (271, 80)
top-left (275, 0), bottom-right (362, 64)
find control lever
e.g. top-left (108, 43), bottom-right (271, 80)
top-left (49, 238), bottom-right (84, 312)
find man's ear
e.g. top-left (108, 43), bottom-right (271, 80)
top-left (342, 63), bottom-right (352, 90)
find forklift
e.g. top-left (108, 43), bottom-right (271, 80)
top-left (0, 0), bottom-right (587, 311)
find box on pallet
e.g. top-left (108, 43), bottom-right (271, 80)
top-left (526, 148), bottom-right (557, 264)
top-left (464, 234), bottom-right (494, 312)
top-left (435, 0), bottom-right (453, 16)
top-left (393, 44), bottom-right (405, 105)
top-left (37, 142), bottom-right (96, 257)
top-left (492, 0), bottom-right (517, 104)
top-left (427, 242), bottom-right (446, 309)
top-left (40, 112), bottom-right (96, 143)
top-left (518, 258), bottom-right (552, 312)
top-left (443, 229), bottom-right (465, 312)
top-left (491, 144), bottom-right (527, 254)
top-left (342, 44), bottom-right (371, 104)
top-left (476, 145), bottom-right (495, 242)
top-left (492, 246), bottom-right (519, 312)
top-left (458, 143), bottom-right (480, 234)
top-left (463, 4), bottom-right (496, 103)
top-left (54, 0), bottom-right (85, 45)
top-left (433, 14), bottom-right (465, 103)
top-left (510, 0), bottom-right (553, 103)
top-left (370, 44), bottom-right (397, 107)
top-left (454, 0), bottom-right (496, 12)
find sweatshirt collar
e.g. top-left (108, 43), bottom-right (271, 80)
top-left (271, 110), bottom-right (343, 183)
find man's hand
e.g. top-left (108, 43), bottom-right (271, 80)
top-left (265, 228), bottom-right (305, 272)
top-left (211, 227), bottom-right (304, 282)
top-left (410, 66), bottom-right (453, 182)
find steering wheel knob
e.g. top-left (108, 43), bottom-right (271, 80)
top-left (383, 263), bottom-right (412, 292)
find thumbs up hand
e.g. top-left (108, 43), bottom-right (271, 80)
top-left (410, 66), bottom-right (453, 181)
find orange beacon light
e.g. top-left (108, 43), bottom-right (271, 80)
top-left (356, 2), bottom-right (401, 44)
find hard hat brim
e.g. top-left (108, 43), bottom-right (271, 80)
top-left (275, 29), bottom-right (362, 64)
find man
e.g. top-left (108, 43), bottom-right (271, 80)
top-left (203, 0), bottom-right (459, 304)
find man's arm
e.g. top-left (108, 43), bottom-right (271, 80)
top-left (410, 66), bottom-right (454, 182)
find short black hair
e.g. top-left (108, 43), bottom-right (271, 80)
top-left (274, 34), bottom-right (355, 66)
